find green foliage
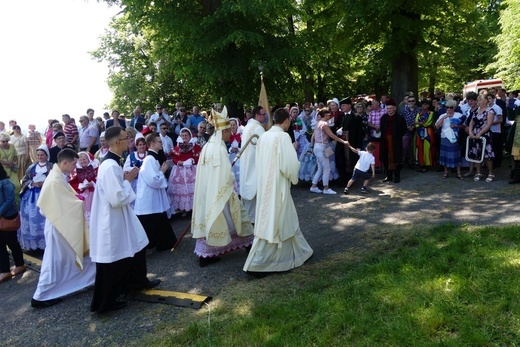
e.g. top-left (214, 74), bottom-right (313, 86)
top-left (94, 0), bottom-right (505, 114)
top-left (489, 0), bottom-right (520, 90)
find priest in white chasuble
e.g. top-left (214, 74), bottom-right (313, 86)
top-left (32, 148), bottom-right (96, 308)
top-left (244, 108), bottom-right (313, 275)
top-left (192, 106), bottom-right (254, 267)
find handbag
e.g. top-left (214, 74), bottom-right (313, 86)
top-left (0, 213), bottom-right (21, 232)
top-left (319, 123), bottom-right (335, 158)
top-left (324, 146), bottom-right (334, 158)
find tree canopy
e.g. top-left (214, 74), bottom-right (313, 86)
top-left (93, 0), bottom-right (507, 114)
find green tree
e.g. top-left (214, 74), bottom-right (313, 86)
top-left (341, 0), bottom-right (498, 101)
top-left (95, 0), bottom-right (499, 111)
top-left (489, 0), bottom-right (520, 90)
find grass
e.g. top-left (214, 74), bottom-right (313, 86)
top-left (138, 224), bottom-right (520, 347)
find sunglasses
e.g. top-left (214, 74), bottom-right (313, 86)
top-left (408, 100), bottom-right (416, 102)
top-left (446, 106), bottom-right (455, 109)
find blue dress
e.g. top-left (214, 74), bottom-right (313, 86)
top-left (123, 152), bottom-right (145, 209)
top-left (18, 162), bottom-right (52, 250)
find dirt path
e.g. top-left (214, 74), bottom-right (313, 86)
top-left (1, 165), bottom-right (518, 346)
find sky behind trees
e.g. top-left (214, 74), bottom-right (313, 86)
top-left (0, 0), bottom-right (119, 131)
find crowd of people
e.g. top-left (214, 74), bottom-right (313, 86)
top-left (1, 86), bottom-right (520, 313)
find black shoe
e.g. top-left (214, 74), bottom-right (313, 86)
top-left (144, 279), bottom-right (161, 289)
top-left (31, 298), bottom-right (62, 308)
top-left (245, 271), bottom-right (270, 279)
top-left (343, 187), bottom-right (349, 194)
top-left (199, 256), bottom-right (221, 267)
top-left (393, 176), bottom-right (401, 183)
top-left (382, 176), bottom-right (393, 182)
top-left (98, 301), bottom-right (127, 314)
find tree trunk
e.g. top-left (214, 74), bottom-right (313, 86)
top-left (317, 73), bottom-right (325, 104)
top-left (304, 75), bottom-right (314, 103)
top-left (391, 51), bottom-right (418, 104)
top-left (199, 0), bottom-right (222, 16)
top-left (428, 63), bottom-right (438, 98)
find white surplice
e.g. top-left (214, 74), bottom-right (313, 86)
top-left (243, 126), bottom-right (313, 272)
top-left (133, 152), bottom-right (169, 215)
top-left (239, 119), bottom-right (265, 222)
top-left (89, 157), bottom-right (148, 264)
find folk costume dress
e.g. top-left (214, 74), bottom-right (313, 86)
top-left (192, 107), bottom-right (254, 258)
top-left (438, 113), bottom-right (464, 168)
top-left (414, 111), bottom-right (436, 167)
top-left (18, 156), bottom-right (53, 250)
top-left (244, 126), bottom-right (313, 273)
top-left (167, 132), bottom-right (201, 213)
top-left (123, 150), bottom-right (146, 208)
top-left (69, 152), bottom-right (99, 223)
top-left (0, 144), bottom-right (20, 191)
top-left (33, 165), bottom-right (95, 302)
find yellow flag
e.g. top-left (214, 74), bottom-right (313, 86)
top-left (258, 76), bottom-right (272, 129)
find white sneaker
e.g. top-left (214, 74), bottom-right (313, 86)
top-left (323, 188), bottom-right (337, 195)
top-left (310, 187), bottom-right (322, 193)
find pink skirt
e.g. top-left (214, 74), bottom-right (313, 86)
top-left (167, 165), bottom-right (196, 212)
top-left (194, 231), bottom-right (254, 258)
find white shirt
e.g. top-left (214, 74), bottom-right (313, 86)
top-left (78, 124), bottom-right (99, 149)
top-left (354, 150), bottom-right (375, 172)
top-left (439, 112), bottom-right (463, 140)
top-left (148, 113), bottom-right (170, 130)
top-left (160, 133), bottom-right (174, 155)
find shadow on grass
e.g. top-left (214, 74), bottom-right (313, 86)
top-left (142, 223), bottom-right (520, 347)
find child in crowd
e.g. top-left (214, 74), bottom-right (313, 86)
top-left (344, 142), bottom-right (376, 194)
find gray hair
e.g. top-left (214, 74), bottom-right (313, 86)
top-left (445, 100), bottom-right (457, 108)
top-left (0, 133), bottom-right (10, 142)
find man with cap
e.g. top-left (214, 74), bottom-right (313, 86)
top-left (49, 132), bottom-right (76, 164)
top-left (380, 100), bottom-right (407, 183)
top-left (192, 106), bottom-right (254, 267)
top-left (338, 97), bottom-right (353, 177)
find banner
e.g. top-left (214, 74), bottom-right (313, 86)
top-left (258, 76), bottom-right (272, 129)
